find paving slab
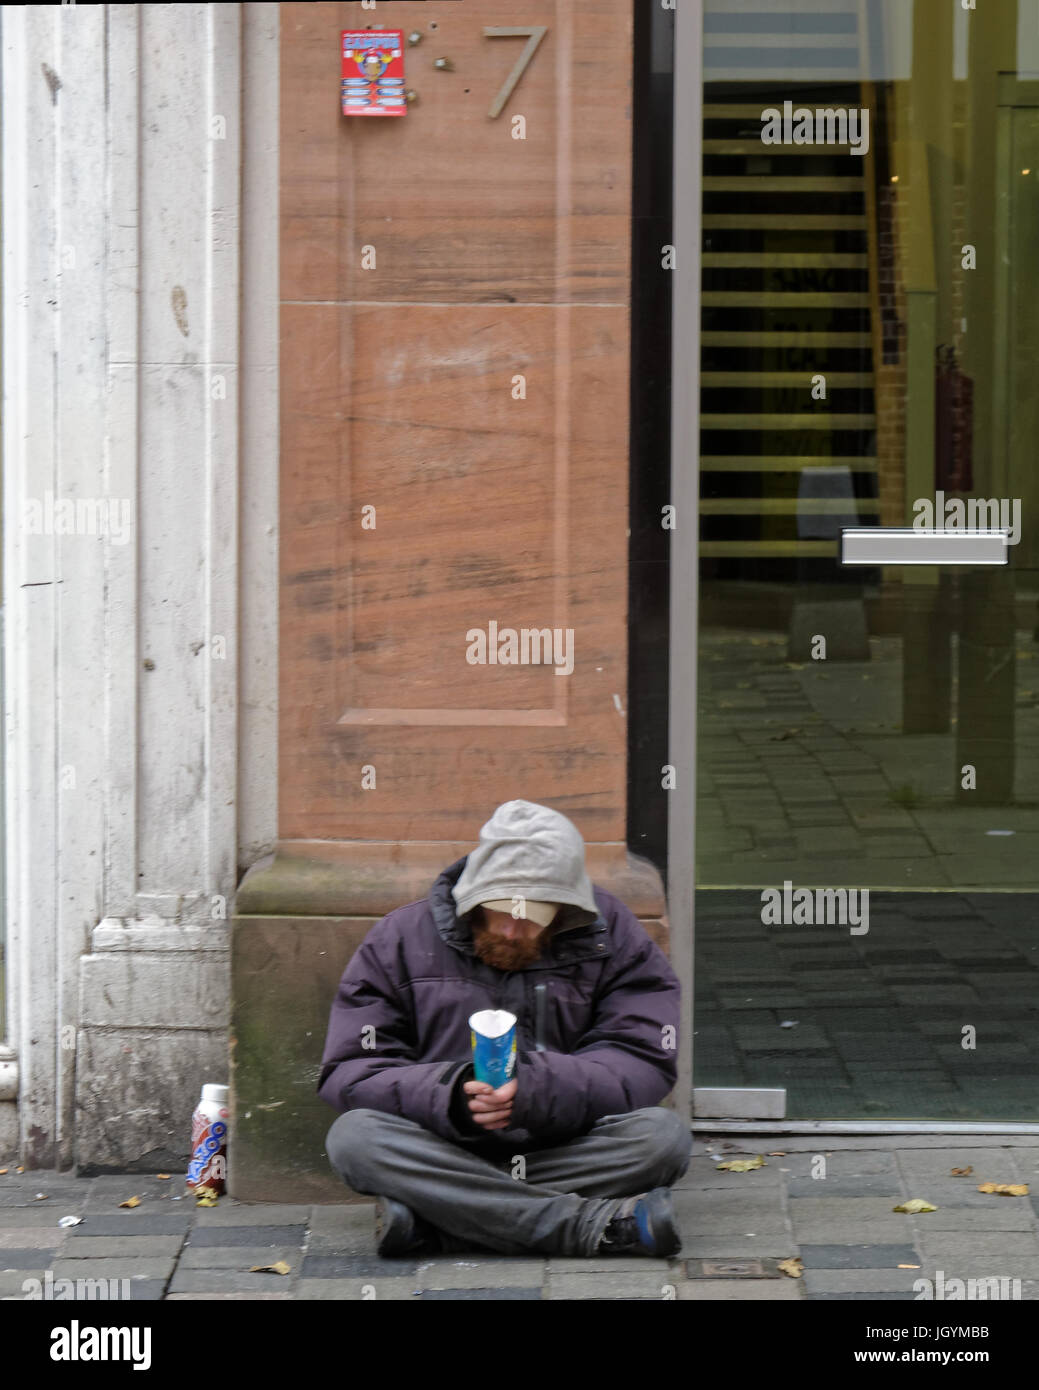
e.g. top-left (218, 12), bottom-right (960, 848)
top-left (50, 1236), bottom-right (184, 1258)
top-left (419, 1287), bottom-right (542, 1300)
top-left (49, 1258), bottom-right (176, 1281)
top-left (178, 1246), bottom-right (303, 1269)
top-left (293, 1277), bottom-right (418, 1301)
top-left (167, 1269), bottom-right (300, 1294)
top-left (545, 1273), bottom-right (674, 1300)
top-left (186, 1224), bottom-right (307, 1247)
top-left (193, 1203), bottom-right (312, 1227)
top-left (0, 1230), bottom-right (64, 1250)
top-left (798, 1244), bottom-right (919, 1268)
top-left (677, 1278), bottom-right (803, 1300)
top-left (66, 1215), bottom-right (192, 1237)
top-left (803, 1268), bottom-right (923, 1294)
top-left (414, 1261), bottom-right (544, 1290)
top-left (167, 1291), bottom-right (295, 1300)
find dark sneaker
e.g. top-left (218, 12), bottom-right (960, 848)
top-left (374, 1196), bottom-right (441, 1257)
top-left (597, 1187), bottom-right (682, 1257)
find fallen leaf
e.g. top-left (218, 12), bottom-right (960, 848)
top-left (118, 1196), bottom-right (141, 1209)
top-left (195, 1197), bottom-right (218, 1207)
top-left (777, 1257), bottom-right (803, 1278)
top-left (194, 1185), bottom-right (220, 1200)
top-left (893, 1199), bottom-right (937, 1214)
top-left (249, 1260), bottom-right (291, 1276)
top-left (977, 1183), bottom-right (1029, 1197)
top-left (767, 1151), bottom-right (787, 1157)
top-left (15, 1166), bottom-right (24, 1173)
top-left (950, 1167), bottom-right (973, 1177)
top-left (156, 1174), bottom-right (171, 1181)
top-left (716, 1155), bottom-right (766, 1172)
top-left (33, 1193), bottom-right (48, 1201)
top-left (0, 1168), bottom-right (7, 1175)
top-left (898, 1264), bottom-right (921, 1269)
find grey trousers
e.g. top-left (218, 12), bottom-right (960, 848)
top-left (325, 1106), bottom-right (692, 1257)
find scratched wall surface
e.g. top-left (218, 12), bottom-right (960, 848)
top-left (279, 0), bottom-right (634, 844)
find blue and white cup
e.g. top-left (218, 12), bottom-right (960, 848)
top-left (469, 1009), bottom-right (517, 1088)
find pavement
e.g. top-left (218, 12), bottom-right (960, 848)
top-left (4, 1133), bottom-right (1039, 1300)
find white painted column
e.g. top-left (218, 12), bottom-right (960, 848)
top-left (2, 3), bottom-right (278, 1169)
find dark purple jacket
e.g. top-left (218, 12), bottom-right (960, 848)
top-left (317, 855), bottom-right (681, 1151)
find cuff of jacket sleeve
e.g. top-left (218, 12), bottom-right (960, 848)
top-left (447, 1061), bottom-right (481, 1135)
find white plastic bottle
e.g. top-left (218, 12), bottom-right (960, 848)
top-left (186, 1083), bottom-right (229, 1194)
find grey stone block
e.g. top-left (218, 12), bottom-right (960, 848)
top-left (0, 1270), bottom-right (50, 1295)
top-left (193, 1203), bottom-right (312, 1226)
top-left (0, 1250), bottom-right (63, 1270)
top-left (167, 1269), bottom-right (299, 1294)
top-left (682, 1238), bottom-right (799, 1258)
top-left (0, 1229), bottom-right (63, 1250)
top-left (415, 1260), bottom-right (544, 1290)
top-left (300, 1254), bottom-right (419, 1278)
top-left (178, 1246), bottom-right (302, 1269)
top-left (47, 1258), bottom-right (175, 1284)
top-left (187, 1224), bottom-right (306, 1247)
top-left (917, 1233), bottom-right (1039, 1264)
top-left (808, 1291), bottom-right (918, 1300)
top-left (67, 1216), bottom-right (191, 1237)
top-left (798, 1244), bottom-right (919, 1268)
top-left (545, 1256), bottom-right (676, 1273)
top-left (418, 1287), bottom-right (542, 1300)
top-left (0, 1207), bottom-right (84, 1228)
top-left (545, 1273), bottom-right (673, 1300)
top-left (804, 1268), bottom-right (922, 1293)
top-left (292, 1277), bottom-right (418, 1300)
top-left (676, 1279), bottom-right (802, 1300)
top-left (786, 1176), bottom-right (901, 1198)
top-left (50, 1236), bottom-right (184, 1258)
top-left (923, 1207), bottom-right (1036, 1231)
top-left (167, 1290), bottom-right (295, 1301)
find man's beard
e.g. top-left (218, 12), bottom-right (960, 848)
top-left (472, 926), bottom-right (547, 972)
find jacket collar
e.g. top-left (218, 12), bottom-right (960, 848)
top-left (430, 855), bottom-right (608, 964)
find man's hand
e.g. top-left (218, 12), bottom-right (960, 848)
top-left (463, 1077), bottom-right (518, 1130)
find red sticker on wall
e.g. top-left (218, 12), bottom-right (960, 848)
top-left (341, 29), bottom-right (406, 117)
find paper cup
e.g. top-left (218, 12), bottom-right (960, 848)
top-left (469, 1009), bottom-right (517, 1088)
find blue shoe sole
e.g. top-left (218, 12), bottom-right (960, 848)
top-left (634, 1187), bottom-right (682, 1257)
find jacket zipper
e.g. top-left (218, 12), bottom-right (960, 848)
top-left (534, 982), bottom-right (547, 1051)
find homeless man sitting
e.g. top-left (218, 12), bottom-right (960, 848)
top-left (318, 798), bottom-right (691, 1258)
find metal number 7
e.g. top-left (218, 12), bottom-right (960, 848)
top-left (483, 25), bottom-right (549, 120)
